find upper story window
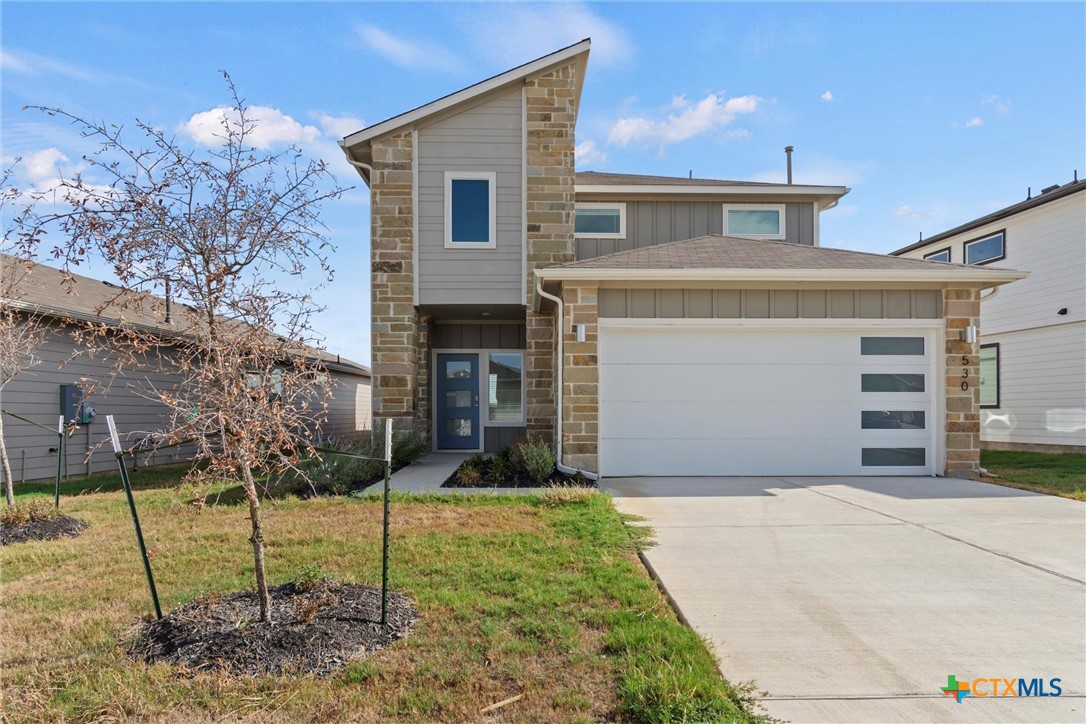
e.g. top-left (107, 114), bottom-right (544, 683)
top-left (574, 202), bottom-right (626, 239)
top-left (964, 230), bottom-right (1005, 265)
top-left (723, 204), bottom-right (786, 239)
top-left (444, 171), bottom-right (496, 249)
top-left (923, 247), bottom-right (951, 263)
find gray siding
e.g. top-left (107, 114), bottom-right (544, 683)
top-left (576, 201), bottom-right (815, 260)
top-left (484, 426), bottom-right (527, 453)
top-left (432, 322), bottom-right (526, 350)
top-left (598, 289), bottom-right (943, 319)
top-left (325, 372), bottom-right (372, 438)
top-left (1, 322), bottom-right (197, 484)
top-left (417, 88), bottom-right (523, 305)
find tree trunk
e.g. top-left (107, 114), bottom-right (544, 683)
top-left (0, 413), bottom-right (14, 507)
top-left (239, 461), bottom-right (272, 623)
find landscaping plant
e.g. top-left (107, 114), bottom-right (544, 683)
top-left (28, 75), bottom-right (345, 623)
top-left (517, 437), bottom-right (556, 485)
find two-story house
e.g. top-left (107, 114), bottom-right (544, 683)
top-left (892, 179), bottom-right (1085, 452)
top-left (342, 39), bottom-right (1025, 478)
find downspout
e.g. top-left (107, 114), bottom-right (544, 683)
top-left (535, 278), bottom-right (599, 481)
top-left (339, 144), bottom-right (373, 181)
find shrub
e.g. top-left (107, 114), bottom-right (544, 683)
top-left (490, 446), bottom-right (518, 482)
top-left (456, 465), bottom-right (482, 486)
top-left (517, 437), bottom-right (555, 485)
top-left (1, 499), bottom-right (60, 526)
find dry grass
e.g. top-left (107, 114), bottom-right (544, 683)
top-left (1, 476), bottom-right (757, 722)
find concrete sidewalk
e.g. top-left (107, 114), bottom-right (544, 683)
top-left (606, 476), bottom-right (1086, 723)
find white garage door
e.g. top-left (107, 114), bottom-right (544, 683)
top-left (599, 325), bottom-right (940, 476)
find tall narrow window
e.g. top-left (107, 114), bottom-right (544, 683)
top-left (980, 344), bottom-right (1000, 408)
top-left (965, 231), bottom-right (1005, 265)
top-left (723, 204), bottom-right (786, 239)
top-left (444, 171), bottom-right (496, 248)
top-left (487, 352), bottom-right (524, 423)
top-left (575, 203), bottom-right (626, 238)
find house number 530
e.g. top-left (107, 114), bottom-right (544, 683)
top-left (961, 355), bottom-right (969, 391)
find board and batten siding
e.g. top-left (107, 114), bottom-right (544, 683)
top-left (576, 200), bottom-right (816, 260)
top-left (416, 88), bottom-right (523, 306)
top-left (324, 371), bottom-right (372, 439)
top-left (598, 289), bottom-right (942, 319)
top-left (898, 190), bottom-right (1085, 448)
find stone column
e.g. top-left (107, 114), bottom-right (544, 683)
top-left (370, 131), bottom-right (421, 436)
top-left (944, 288), bottom-right (982, 476)
top-left (524, 61), bottom-right (578, 445)
top-left (561, 284), bottom-right (599, 472)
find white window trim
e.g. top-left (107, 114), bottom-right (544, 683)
top-left (723, 203), bottom-right (786, 240)
top-left (483, 350), bottom-right (526, 427)
top-left (431, 349), bottom-right (526, 452)
top-left (574, 202), bottom-right (627, 239)
top-left (964, 230), bottom-right (1006, 266)
top-left (444, 171), bottom-right (497, 249)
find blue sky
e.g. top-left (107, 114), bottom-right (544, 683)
top-left (4, 2), bottom-right (1084, 365)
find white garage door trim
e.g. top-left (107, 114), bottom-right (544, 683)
top-left (598, 318), bottom-right (945, 477)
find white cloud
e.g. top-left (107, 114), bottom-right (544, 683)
top-left (821, 90), bottom-right (833, 102)
top-left (575, 139), bottom-right (607, 166)
top-left (180, 105), bottom-right (321, 149)
top-left (356, 24), bottom-right (464, 72)
top-left (19, 148), bottom-right (75, 183)
top-left (965, 116), bottom-right (983, 128)
top-left (466, 3), bottom-right (633, 68)
top-left (982, 94), bottom-right (1011, 116)
top-left (314, 113), bottom-right (366, 139)
top-left (894, 204), bottom-right (937, 221)
top-left (608, 93), bottom-right (759, 148)
top-left (1, 48), bottom-right (102, 82)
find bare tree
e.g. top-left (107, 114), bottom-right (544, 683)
top-left (30, 74), bottom-right (345, 622)
top-left (0, 165), bottom-right (49, 507)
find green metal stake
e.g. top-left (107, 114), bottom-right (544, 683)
top-left (381, 417), bottom-right (392, 632)
top-left (107, 415), bottom-right (162, 620)
top-left (54, 416), bottom-right (63, 510)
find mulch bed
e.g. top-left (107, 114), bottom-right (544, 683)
top-left (442, 459), bottom-right (597, 489)
top-left (0, 515), bottom-right (88, 546)
top-left (128, 580), bottom-right (416, 677)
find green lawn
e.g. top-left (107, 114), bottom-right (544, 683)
top-left (1, 469), bottom-right (764, 722)
top-left (980, 450), bottom-right (1086, 501)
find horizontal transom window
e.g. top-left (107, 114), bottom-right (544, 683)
top-left (861, 337), bottom-right (925, 355)
top-left (575, 203), bottom-right (626, 238)
top-left (924, 247), bottom-right (951, 263)
top-left (862, 448), bottom-right (926, 467)
top-left (861, 374), bottom-right (925, 393)
top-left (965, 231), bottom-right (1005, 265)
top-left (861, 411), bottom-right (926, 429)
top-left (724, 204), bottom-right (785, 239)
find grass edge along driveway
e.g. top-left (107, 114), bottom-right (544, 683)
top-left (1, 472), bottom-right (767, 722)
top-left (980, 450), bottom-right (1086, 501)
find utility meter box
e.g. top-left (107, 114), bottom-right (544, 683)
top-left (60, 384), bottom-right (83, 424)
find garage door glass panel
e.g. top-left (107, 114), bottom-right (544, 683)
top-left (861, 374), bottom-right (925, 392)
top-left (862, 448), bottom-right (926, 466)
top-left (860, 337), bottom-right (925, 355)
top-left (861, 411), bottom-right (926, 429)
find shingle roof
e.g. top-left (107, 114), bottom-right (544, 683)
top-left (554, 235), bottom-right (1003, 272)
top-left (575, 171), bottom-right (836, 189)
top-left (0, 254), bottom-right (370, 377)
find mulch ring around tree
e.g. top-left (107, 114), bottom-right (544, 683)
top-left (128, 580), bottom-right (417, 677)
top-left (0, 515), bottom-right (88, 546)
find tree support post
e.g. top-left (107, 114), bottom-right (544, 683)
top-left (106, 415), bottom-right (162, 620)
top-left (54, 415), bottom-right (63, 509)
top-left (381, 417), bottom-right (392, 632)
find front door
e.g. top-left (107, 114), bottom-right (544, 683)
top-left (436, 353), bottom-right (480, 450)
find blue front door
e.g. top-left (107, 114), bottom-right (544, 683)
top-left (436, 353), bottom-right (480, 450)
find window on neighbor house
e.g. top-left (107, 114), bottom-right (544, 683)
top-left (445, 172), bottom-right (496, 248)
top-left (723, 204), bottom-right (786, 239)
top-left (575, 203), bottom-right (626, 238)
top-left (965, 231), bottom-right (1005, 265)
top-left (923, 247), bottom-right (951, 263)
top-left (980, 344), bottom-right (1000, 408)
top-left (487, 352), bottom-right (524, 423)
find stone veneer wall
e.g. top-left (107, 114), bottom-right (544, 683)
top-left (369, 130), bottom-right (423, 435)
top-left (524, 62), bottom-right (578, 443)
top-left (561, 284), bottom-right (599, 471)
top-left (944, 288), bottom-right (982, 476)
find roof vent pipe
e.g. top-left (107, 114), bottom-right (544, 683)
top-left (1027, 186), bottom-right (1031, 200)
top-left (785, 146), bottom-right (794, 184)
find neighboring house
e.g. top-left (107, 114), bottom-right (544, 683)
top-left (343, 39), bottom-right (1025, 478)
top-left (0, 256), bottom-right (371, 482)
top-left (892, 179), bottom-right (1086, 452)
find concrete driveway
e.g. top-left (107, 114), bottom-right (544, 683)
top-left (605, 476), bottom-right (1085, 723)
